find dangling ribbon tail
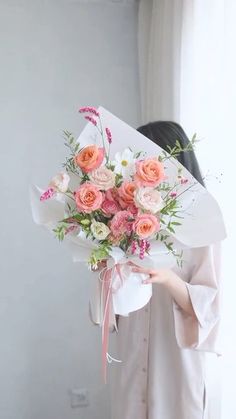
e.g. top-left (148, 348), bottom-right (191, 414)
top-left (100, 264), bottom-right (123, 383)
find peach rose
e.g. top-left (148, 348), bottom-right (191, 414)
top-left (133, 214), bottom-right (160, 239)
top-left (75, 183), bottom-right (103, 213)
top-left (134, 157), bottom-right (165, 187)
top-left (118, 181), bottom-right (136, 208)
top-left (74, 145), bottom-right (105, 173)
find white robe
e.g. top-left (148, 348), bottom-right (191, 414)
top-left (90, 243), bottom-right (222, 419)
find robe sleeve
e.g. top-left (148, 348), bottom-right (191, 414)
top-left (172, 243), bottom-right (222, 353)
top-left (88, 272), bottom-right (117, 330)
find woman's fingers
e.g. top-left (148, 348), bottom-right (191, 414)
top-left (127, 261), bottom-right (158, 282)
top-left (142, 278), bottom-right (152, 284)
top-left (131, 265), bottom-right (152, 275)
top-left (127, 261), bottom-right (151, 274)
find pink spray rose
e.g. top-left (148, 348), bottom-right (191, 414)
top-left (101, 199), bottom-right (120, 216)
top-left (110, 210), bottom-right (133, 238)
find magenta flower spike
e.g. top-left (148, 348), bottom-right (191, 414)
top-left (40, 188), bottom-right (55, 201)
top-left (105, 127), bottom-right (112, 144)
top-left (84, 115), bottom-right (97, 126)
top-left (78, 106), bottom-right (100, 117)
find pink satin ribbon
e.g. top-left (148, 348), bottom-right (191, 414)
top-left (100, 263), bottom-right (124, 383)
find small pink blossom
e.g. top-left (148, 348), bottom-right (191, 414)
top-left (84, 115), bottom-right (97, 126)
top-left (170, 191), bottom-right (177, 198)
top-left (105, 127), bottom-right (112, 144)
top-left (40, 188), bottom-right (55, 201)
top-left (180, 176), bottom-right (188, 185)
top-left (79, 106), bottom-right (100, 117)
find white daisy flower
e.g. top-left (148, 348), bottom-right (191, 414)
top-left (112, 148), bottom-right (135, 179)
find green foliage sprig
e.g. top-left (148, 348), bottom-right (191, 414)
top-left (159, 134), bottom-right (198, 162)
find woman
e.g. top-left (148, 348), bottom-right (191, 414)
top-left (90, 121), bottom-right (222, 419)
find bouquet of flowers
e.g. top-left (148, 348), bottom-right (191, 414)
top-left (39, 106), bottom-right (197, 269)
top-left (31, 106), bottom-right (225, 380)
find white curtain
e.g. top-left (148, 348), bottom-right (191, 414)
top-left (138, 1), bottom-right (236, 418)
top-left (138, 0), bottom-right (193, 123)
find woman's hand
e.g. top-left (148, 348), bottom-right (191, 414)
top-left (128, 261), bottom-right (197, 318)
top-left (128, 262), bottom-right (174, 285)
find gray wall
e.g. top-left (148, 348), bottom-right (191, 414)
top-left (0, 1), bottom-right (140, 418)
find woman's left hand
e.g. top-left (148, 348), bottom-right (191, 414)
top-left (128, 262), bottom-right (197, 318)
top-left (128, 262), bottom-right (174, 286)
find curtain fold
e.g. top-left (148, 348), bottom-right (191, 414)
top-left (138, 0), bottom-right (194, 124)
top-left (138, 2), bottom-right (235, 418)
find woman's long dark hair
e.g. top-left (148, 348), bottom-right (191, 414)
top-left (137, 121), bottom-right (205, 186)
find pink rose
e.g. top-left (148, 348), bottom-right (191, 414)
top-left (101, 199), bottom-right (120, 216)
top-left (110, 210), bottom-right (133, 238)
top-left (89, 166), bottom-right (116, 191)
top-left (133, 214), bottom-right (160, 239)
top-left (134, 157), bottom-right (165, 187)
top-left (75, 183), bottom-right (103, 213)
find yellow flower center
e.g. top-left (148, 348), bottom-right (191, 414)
top-left (121, 160), bottom-right (128, 167)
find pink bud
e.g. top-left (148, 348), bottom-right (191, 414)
top-left (84, 115), bottom-right (97, 126)
top-left (180, 177), bottom-right (188, 185)
top-left (131, 240), bottom-right (137, 255)
top-left (139, 239), bottom-right (147, 259)
top-left (170, 192), bottom-right (177, 198)
top-left (79, 106), bottom-right (100, 117)
top-left (105, 127), bottom-right (112, 144)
